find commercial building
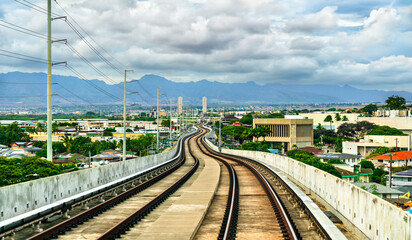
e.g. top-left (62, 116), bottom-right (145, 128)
top-left (343, 135), bottom-right (412, 156)
top-left (300, 112), bottom-right (359, 130)
top-left (253, 117), bottom-right (313, 151)
top-left (336, 116), bottom-right (412, 135)
top-left (202, 96), bottom-right (207, 113)
top-left (178, 96), bottom-right (183, 115)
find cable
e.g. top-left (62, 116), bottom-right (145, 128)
top-left (0, 49), bottom-right (48, 62)
top-left (0, 53), bottom-right (47, 64)
top-left (0, 81), bottom-right (46, 84)
top-left (56, 83), bottom-right (100, 107)
top-left (65, 42), bottom-right (119, 86)
top-left (54, 0), bottom-right (127, 70)
top-left (14, 0), bottom-right (60, 18)
top-left (0, 21), bottom-right (50, 40)
top-left (65, 64), bottom-right (121, 101)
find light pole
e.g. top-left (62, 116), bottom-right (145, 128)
top-left (123, 69), bottom-right (134, 161)
top-left (46, 0), bottom-right (53, 161)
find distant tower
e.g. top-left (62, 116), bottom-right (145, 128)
top-left (202, 96), bottom-right (207, 113)
top-left (178, 96), bottom-right (183, 114)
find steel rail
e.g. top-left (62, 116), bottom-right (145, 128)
top-left (198, 125), bottom-right (301, 240)
top-left (195, 129), bottom-right (239, 240)
top-left (26, 131), bottom-right (195, 240)
top-left (96, 128), bottom-right (203, 239)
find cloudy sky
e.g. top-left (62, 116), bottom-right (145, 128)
top-left (1, 0), bottom-right (412, 91)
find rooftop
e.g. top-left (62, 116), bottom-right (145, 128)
top-left (315, 153), bottom-right (361, 160)
top-left (370, 151), bottom-right (412, 161)
top-left (394, 169), bottom-right (412, 176)
top-left (353, 182), bottom-right (404, 194)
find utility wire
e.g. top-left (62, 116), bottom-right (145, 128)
top-left (0, 20), bottom-right (54, 40)
top-left (54, 0), bottom-right (127, 70)
top-left (65, 42), bottom-right (120, 86)
top-left (65, 64), bottom-right (121, 101)
top-left (14, 0), bottom-right (60, 18)
top-left (0, 49), bottom-right (47, 62)
top-left (56, 83), bottom-right (100, 107)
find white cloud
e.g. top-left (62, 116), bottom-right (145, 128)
top-left (0, 1), bottom-right (412, 92)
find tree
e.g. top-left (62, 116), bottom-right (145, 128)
top-left (359, 160), bottom-right (375, 170)
top-left (385, 95), bottom-right (406, 110)
top-left (361, 104), bottom-right (378, 115)
top-left (35, 122), bottom-right (44, 132)
top-left (324, 115), bottom-right (333, 129)
top-left (60, 135), bottom-right (73, 150)
top-left (0, 122), bottom-right (31, 146)
top-left (237, 142), bottom-right (269, 152)
top-left (161, 119), bottom-right (171, 128)
top-left (367, 126), bottom-right (406, 136)
top-left (342, 116), bottom-right (349, 121)
top-left (221, 125), bottom-right (248, 144)
top-left (103, 128), bottom-right (114, 136)
top-left (335, 113), bottom-right (341, 122)
top-left (126, 128), bottom-right (133, 133)
top-left (370, 168), bottom-right (386, 185)
top-left (239, 114), bottom-right (253, 124)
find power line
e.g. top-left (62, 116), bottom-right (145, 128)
top-left (0, 20), bottom-right (52, 40)
top-left (0, 49), bottom-right (47, 63)
top-left (14, 0), bottom-right (60, 17)
top-left (56, 83), bottom-right (100, 107)
top-left (65, 42), bottom-right (119, 86)
top-left (0, 53), bottom-right (47, 64)
top-left (65, 64), bottom-right (121, 101)
top-left (54, 0), bottom-right (127, 70)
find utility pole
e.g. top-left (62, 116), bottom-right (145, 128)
top-left (123, 69), bottom-right (133, 161)
top-left (46, 0), bottom-right (53, 161)
top-left (219, 112), bottom-right (222, 152)
top-left (157, 88), bottom-right (160, 153)
top-left (170, 98), bottom-right (172, 146)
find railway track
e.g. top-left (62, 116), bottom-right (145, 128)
top-left (25, 129), bottom-right (201, 240)
top-left (196, 125), bottom-right (301, 240)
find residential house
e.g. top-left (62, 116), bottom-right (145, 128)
top-left (353, 182), bottom-right (404, 199)
top-left (333, 164), bottom-right (373, 183)
top-left (370, 151), bottom-right (412, 171)
top-left (391, 169), bottom-right (412, 188)
top-left (315, 153), bottom-right (363, 165)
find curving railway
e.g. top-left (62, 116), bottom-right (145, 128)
top-left (6, 124), bottom-right (338, 240)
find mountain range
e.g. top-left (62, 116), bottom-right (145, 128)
top-left (1, 71), bottom-right (411, 106)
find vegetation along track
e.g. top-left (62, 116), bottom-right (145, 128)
top-left (198, 125), bottom-right (301, 240)
top-left (26, 129), bottom-right (200, 240)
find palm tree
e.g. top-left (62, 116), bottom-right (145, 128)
top-left (260, 125), bottom-right (271, 142)
top-left (60, 135), bottom-right (73, 151)
top-left (335, 113), bottom-right (341, 121)
top-left (324, 115), bottom-right (333, 130)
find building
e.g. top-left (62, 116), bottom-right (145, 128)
top-left (300, 112), bottom-right (359, 130)
top-left (370, 151), bottom-right (412, 171)
top-left (178, 96), bottom-right (183, 115)
top-left (343, 135), bottom-right (412, 156)
top-left (253, 118), bottom-right (313, 151)
top-left (222, 115), bottom-right (239, 124)
top-left (299, 147), bottom-right (323, 155)
top-left (337, 117), bottom-right (412, 135)
top-left (202, 96), bottom-right (207, 113)
top-left (353, 182), bottom-right (404, 199)
top-left (391, 169), bottom-right (412, 187)
top-left (54, 152), bottom-right (88, 164)
top-left (333, 164), bottom-right (373, 182)
top-left (316, 153), bottom-right (363, 164)
top-left (10, 141), bottom-right (34, 150)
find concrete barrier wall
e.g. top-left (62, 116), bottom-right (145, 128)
top-left (203, 135), bottom-right (411, 240)
top-left (0, 146), bottom-right (179, 222)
